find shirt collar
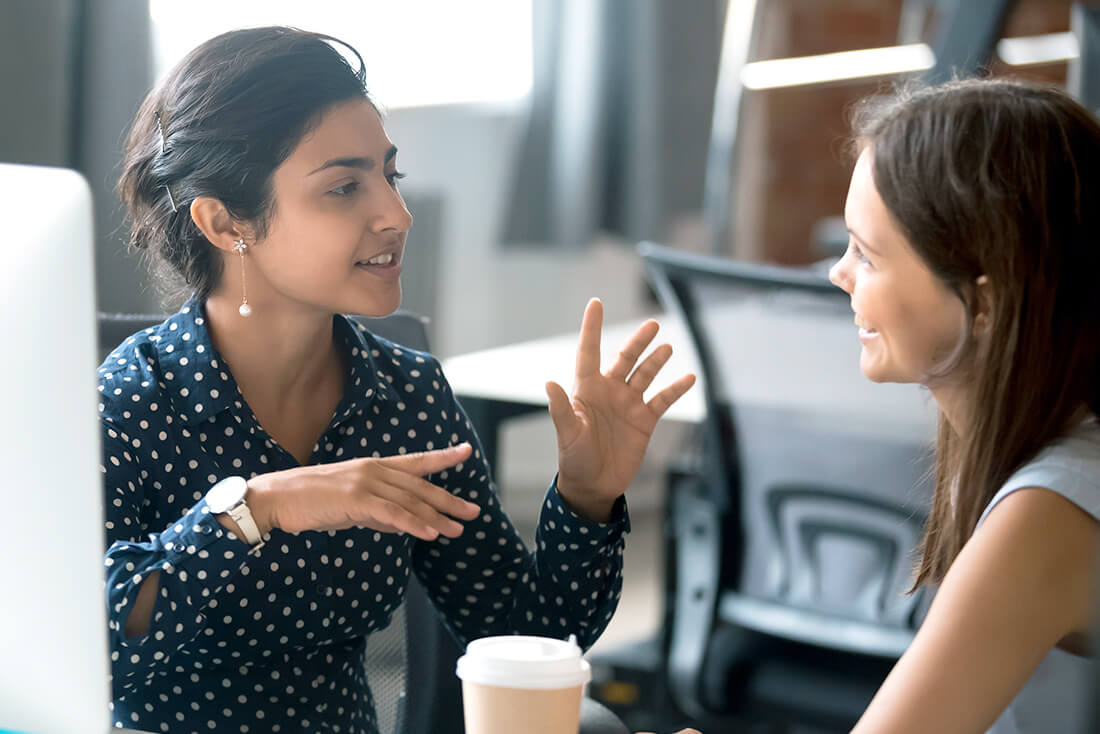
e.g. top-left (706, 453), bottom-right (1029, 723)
top-left (151, 299), bottom-right (239, 425)
top-left (333, 315), bottom-right (400, 420)
top-left (153, 299), bottom-right (397, 425)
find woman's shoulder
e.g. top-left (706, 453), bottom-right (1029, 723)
top-left (1018, 419), bottom-right (1100, 486)
top-left (96, 310), bottom-right (193, 423)
top-left (980, 418), bottom-right (1100, 526)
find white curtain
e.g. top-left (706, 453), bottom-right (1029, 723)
top-left (500, 0), bottom-right (724, 249)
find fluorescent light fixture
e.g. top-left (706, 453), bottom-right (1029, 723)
top-left (740, 43), bottom-right (935, 90)
top-left (997, 31), bottom-right (1078, 66)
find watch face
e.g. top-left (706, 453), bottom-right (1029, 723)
top-left (206, 476), bottom-right (247, 513)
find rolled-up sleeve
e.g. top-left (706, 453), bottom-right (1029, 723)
top-left (101, 421), bottom-right (253, 693)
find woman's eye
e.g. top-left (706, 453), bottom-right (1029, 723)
top-left (330, 181), bottom-right (360, 196)
top-left (851, 242), bottom-right (871, 265)
top-left (386, 171), bottom-right (407, 187)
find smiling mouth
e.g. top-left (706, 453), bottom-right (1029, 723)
top-left (854, 315), bottom-right (878, 336)
top-left (356, 252), bottom-right (400, 268)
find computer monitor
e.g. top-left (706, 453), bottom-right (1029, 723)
top-left (0, 163), bottom-right (113, 734)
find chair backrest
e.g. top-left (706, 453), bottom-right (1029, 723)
top-left (348, 311), bottom-right (455, 734)
top-left (96, 309), bottom-right (455, 734)
top-left (639, 242), bottom-right (938, 637)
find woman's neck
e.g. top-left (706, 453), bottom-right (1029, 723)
top-left (202, 290), bottom-right (345, 415)
top-left (929, 380), bottom-right (970, 436)
top-left (932, 380), bottom-right (1094, 440)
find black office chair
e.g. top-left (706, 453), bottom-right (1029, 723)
top-left (638, 242), bottom-right (937, 731)
top-left (1092, 549), bottom-right (1100, 734)
top-left (98, 310), bottom-right (628, 734)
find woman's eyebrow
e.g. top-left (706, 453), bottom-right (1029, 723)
top-left (848, 227), bottom-right (881, 255)
top-left (308, 157), bottom-right (374, 175)
top-left (307, 149), bottom-right (397, 176)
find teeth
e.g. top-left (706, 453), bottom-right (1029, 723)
top-left (364, 253), bottom-right (394, 266)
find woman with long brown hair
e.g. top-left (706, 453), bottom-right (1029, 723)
top-left (665, 77), bottom-right (1100, 734)
top-left (832, 78), bottom-right (1100, 733)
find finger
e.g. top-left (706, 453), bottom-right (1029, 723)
top-left (646, 373), bottom-right (697, 418)
top-left (545, 381), bottom-right (582, 448)
top-left (605, 319), bottom-right (660, 381)
top-left (574, 298), bottom-right (604, 379)
top-left (365, 498), bottom-right (446, 541)
top-left (369, 485), bottom-right (468, 539)
top-left (378, 442), bottom-right (473, 475)
top-left (626, 343), bottom-right (672, 393)
top-left (364, 522), bottom-right (402, 534)
top-left (376, 463), bottom-right (481, 521)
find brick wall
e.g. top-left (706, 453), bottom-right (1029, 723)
top-left (732, 0), bottom-right (1075, 263)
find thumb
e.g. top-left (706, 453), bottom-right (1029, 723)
top-left (545, 381), bottom-right (581, 448)
top-left (379, 442), bottom-right (473, 476)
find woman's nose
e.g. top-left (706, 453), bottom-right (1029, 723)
top-left (374, 186), bottom-right (414, 233)
top-left (829, 255), bottom-right (852, 293)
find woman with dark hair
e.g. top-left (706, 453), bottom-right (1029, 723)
top-left (103, 26), bottom-right (695, 733)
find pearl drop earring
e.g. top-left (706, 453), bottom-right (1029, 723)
top-left (232, 239), bottom-right (252, 317)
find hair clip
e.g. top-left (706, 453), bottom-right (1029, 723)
top-left (155, 112), bottom-right (168, 154)
top-left (164, 185), bottom-right (178, 213)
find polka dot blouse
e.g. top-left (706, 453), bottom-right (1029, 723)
top-left (98, 299), bottom-right (630, 733)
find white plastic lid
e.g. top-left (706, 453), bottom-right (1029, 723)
top-left (456, 634), bottom-right (592, 689)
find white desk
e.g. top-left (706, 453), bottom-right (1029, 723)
top-left (441, 303), bottom-right (938, 471)
top-left (442, 316), bottom-right (703, 470)
top-left (443, 316), bottom-right (704, 417)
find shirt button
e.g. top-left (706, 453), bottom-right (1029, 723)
top-left (316, 584), bottom-right (327, 594)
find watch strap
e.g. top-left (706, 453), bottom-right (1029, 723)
top-left (226, 499), bottom-right (264, 548)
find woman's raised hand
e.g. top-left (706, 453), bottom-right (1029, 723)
top-left (545, 298), bottom-right (696, 521)
top-left (244, 443), bottom-right (481, 540)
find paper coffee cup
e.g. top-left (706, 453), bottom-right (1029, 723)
top-left (456, 634), bottom-right (592, 734)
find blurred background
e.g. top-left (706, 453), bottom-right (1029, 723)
top-left (1, 0), bottom-right (1079, 353)
top-left (1, 1), bottom-right (1092, 731)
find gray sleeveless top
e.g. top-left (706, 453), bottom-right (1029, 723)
top-left (976, 420), bottom-right (1100, 734)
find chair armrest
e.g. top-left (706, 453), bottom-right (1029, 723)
top-left (581, 697), bottom-right (631, 734)
top-left (718, 591), bottom-right (915, 659)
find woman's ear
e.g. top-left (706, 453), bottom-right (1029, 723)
top-left (973, 274), bottom-right (994, 336)
top-left (189, 196), bottom-right (249, 252)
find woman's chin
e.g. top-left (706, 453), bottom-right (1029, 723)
top-left (859, 354), bottom-right (890, 383)
top-left (349, 289), bottom-right (402, 319)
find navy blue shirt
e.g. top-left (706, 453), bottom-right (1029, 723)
top-left (99, 299), bottom-right (629, 733)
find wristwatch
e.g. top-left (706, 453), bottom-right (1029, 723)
top-left (205, 476), bottom-right (265, 547)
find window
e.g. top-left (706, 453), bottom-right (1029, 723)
top-left (149, 0), bottom-right (533, 108)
